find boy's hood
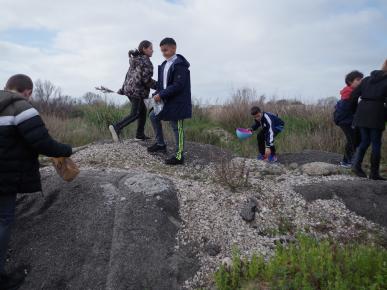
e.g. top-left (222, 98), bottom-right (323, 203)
top-left (162, 54), bottom-right (190, 68)
top-left (370, 70), bottom-right (387, 84)
top-left (0, 90), bottom-right (25, 113)
top-left (174, 54), bottom-right (190, 68)
top-left (340, 86), bottom-right (353, 100)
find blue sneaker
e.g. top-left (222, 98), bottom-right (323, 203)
top-left (257, 153), bottom-right (265, 160)
top-left (267, 154), bottom-right (278, 163)
top-left (339, 161), bottom-right (352, 169)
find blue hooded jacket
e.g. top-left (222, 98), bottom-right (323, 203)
top-left (251, 112), bottom-right (285, 147)
top-left (156, 54), bottom-right (192, 121)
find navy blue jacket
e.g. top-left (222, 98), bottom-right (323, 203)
top-left (251, 112), bottom-right (284, 147)
top-left (334, 99), bottom-right (354, 126)
top-left (156, 54), bottom-right (192, 121)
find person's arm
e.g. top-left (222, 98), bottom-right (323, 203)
top-left (140, 60), bottom-right (158, 90)
top-left (158, 65), bottom-right (188, 101)
top-left (350, 81), bottom-right (362, 113)
top-left (263, 114), bottom-right (275, 148)
top-left (16, 107), bottom-right (72, 157)
top-left (250, 120), bottom-right (260, 131)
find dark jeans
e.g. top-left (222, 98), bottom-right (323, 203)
top-left (339, 125), bottom-right (360, 163)
top-left (353, 127), bottom-right (383, 169)
top-left (257, 130), bottom-right (276, 155)
top-left (149, 112), bottom-right (185, 160)
top-left (114, 97), bottom-right (147, 137)
top-left (0, 194), bottom-right (17, 274)
top-left (358, 128), bottom-right (383, 156)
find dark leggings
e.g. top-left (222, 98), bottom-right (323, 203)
top-left (114, 97), bottom-right (147, 137)
top-left (339, 125), bottom-right (360, 163)
top-left (257, 130), bottom-right (276, 155)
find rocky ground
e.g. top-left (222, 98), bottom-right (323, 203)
top-left (9, 139), bottom-right (387, 289)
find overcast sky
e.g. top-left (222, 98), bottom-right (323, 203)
top-left (0, 0), bottom-right (386, 104)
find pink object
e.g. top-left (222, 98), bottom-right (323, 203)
top-left (236, 128), bottom-right (253, 140)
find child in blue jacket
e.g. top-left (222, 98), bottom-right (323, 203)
top-left (333, 70), bottom-right (363, 168)
top-left (147, 38), bottom-right (192, 165)
top-left (250, 106), bottom-right (284, 162)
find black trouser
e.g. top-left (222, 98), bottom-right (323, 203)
top-left (339, 125), bottom-right (360, 163)
top-left (114, 97), bottom-right (147, 137)
top-left (0, 194), bottom-right (17, 274)
top-left (257, 130), bottom-right (276, 155)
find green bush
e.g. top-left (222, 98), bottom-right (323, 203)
top-left (215, 235), bottom-right (387, 290)
top-left (82, 103), bottom-right (130, 129)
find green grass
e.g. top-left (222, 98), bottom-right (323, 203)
top-left (214, 235), bottom-right (387, 290)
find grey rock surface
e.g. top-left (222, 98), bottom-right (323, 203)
top-left (301, 162), bottom-right (341, 176)
top-left (278, 150), bottom-right (342, 166)
top-left (240, 197), bottom-right (259, 222)
top-left (295, 180), bottom-right (387, 227)
top-left (8, 170), bottom-right (198, 290)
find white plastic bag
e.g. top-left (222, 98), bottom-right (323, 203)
top-left (150, 98), bottom-right (164, 115)
top-left (154, 101), bottom-right (164, 115)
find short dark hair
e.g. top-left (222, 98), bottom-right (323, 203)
top-left (345, 70), bottom-right (363, 86)
top-left (5, 74), bottom-right (33, 93)
top-left (250, 106), bottom-right (261, 115)
top-left (160, 37), bottom-right (176, 47)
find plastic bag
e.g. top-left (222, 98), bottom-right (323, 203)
top-left (154, 100), bottom-right (164, 115)
top-left (150, 98), bottom-right (164, 115)
top-left (51, 157), bottom-right (80, 182)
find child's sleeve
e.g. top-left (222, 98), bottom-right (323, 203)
top-left (159, 65), bottom-right (188, 100)
top-left (350, 81), bottom-right (363, 113)
top-left (263, 114), bottom-right (275, 147)
top-left (141, 60), bottom-right (157, 90)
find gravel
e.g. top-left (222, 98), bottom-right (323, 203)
top-left (71, 140), bottom-right (386, 289)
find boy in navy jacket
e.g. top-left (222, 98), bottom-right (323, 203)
top-left (250, 106), bottom-right (284, 162)
top-left (147, 38), bottom-right (192, 165)
top-left (333, 70), bottom-right (363, 168)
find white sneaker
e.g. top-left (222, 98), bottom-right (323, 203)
top-left (109, 125), bottom-right (119, 143)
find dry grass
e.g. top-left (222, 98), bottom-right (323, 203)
top-left (214, 158), bottom-right (251, 191)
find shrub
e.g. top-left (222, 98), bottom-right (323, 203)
top-left (214, 159), bottom-right (250, 191)
top-left (215, 235), bottom-right (387, 290)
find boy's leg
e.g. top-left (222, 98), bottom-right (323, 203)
top-left (0, 194), bottom-right (17, 274)
top-left (169, 120), bottom-right (184, 160)
top-left (257, 130), bottom-right (265, 156)
top-left (339, 125), bottom-right (355, 163)
top-left (149, 111), bottom-right (165, 146)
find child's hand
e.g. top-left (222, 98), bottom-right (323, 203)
top-left (265, 148), bottom-right (271, 158)
top-left (154, 94), bottom-right (161, 102)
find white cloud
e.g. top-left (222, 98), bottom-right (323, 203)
top-left (0, 0), bottom-right (386, 103)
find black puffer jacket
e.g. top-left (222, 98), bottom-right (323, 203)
top-left (0, 90), bottom-right (72, 195)
top-left (351, 70), bottom-right (387, 130)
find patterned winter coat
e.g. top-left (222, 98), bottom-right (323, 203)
top-left (118, 54), bottom-right (157, 99)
